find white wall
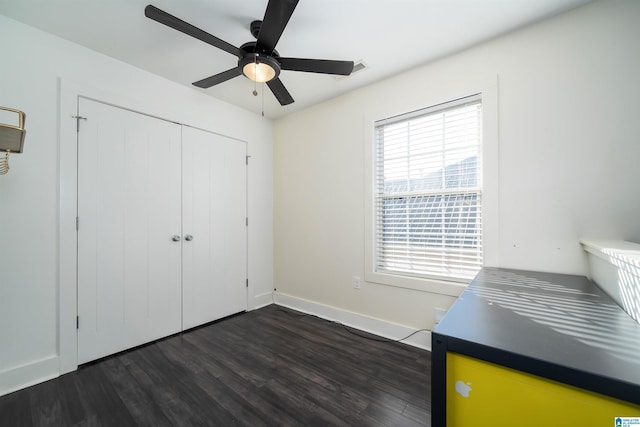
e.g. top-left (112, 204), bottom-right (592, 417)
top-left (0, 14), bottom-right (273, 395)
top-left (273, 0), bottom-right (640, 338)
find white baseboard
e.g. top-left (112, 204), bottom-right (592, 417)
top-left (0, 355), bottom-right (59, 397)
top-left (252, 291), bottom-right (274, 310)
top-left (273, 292), bottom-right (431, 351)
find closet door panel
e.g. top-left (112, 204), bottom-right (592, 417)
top-left (77, 99), bottom-right (182, 364)
top-left (182, 126), bottom-right (247, 330)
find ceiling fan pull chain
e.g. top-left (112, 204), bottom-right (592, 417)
top-left (252, 60), bottom-right (259, 96)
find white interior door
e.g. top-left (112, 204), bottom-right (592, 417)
top-left (182, 126), bottom-right (247, 330)
top-left (77, 98), bottom-right (182, 364)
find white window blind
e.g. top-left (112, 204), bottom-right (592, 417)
top-left (374, 94), bottom-right (482, 282)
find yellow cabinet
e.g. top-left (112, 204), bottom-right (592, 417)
top-left (446, 352), bottom-right (640, 426)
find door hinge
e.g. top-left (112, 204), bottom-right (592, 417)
top-left (72, 115), bottom-right (87, 132)
top-left (246, 278), bottom-right (249, 288)
top-left (246, 217), bottom-right (248, 226)
top-left (76, 316), bottom-right (79, 329)
top-left (76, 216), bottom-right (79, 231)
top-left (246, 155), bottom-right (251, 165)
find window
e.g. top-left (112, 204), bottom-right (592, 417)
top-left (374, 94), bottom-right (482, 282)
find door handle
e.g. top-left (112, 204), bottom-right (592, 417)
top-left (184, 234), bottom-right (194, 241)
top-left (171, 235), bottom-right (181, 242)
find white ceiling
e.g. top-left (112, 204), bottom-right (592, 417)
top-left (0, 0), bottom-right (592, 119)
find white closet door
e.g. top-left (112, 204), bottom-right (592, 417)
top-left (182, 126), bottom-right (247, 329)
top-left (77, 98), bottom-right (182, 364)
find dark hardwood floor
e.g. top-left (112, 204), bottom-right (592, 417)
top-left (0, 305), bottom-right (431, 426)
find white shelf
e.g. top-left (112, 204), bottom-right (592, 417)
top-left (581, 239), bottom-right (640, 324)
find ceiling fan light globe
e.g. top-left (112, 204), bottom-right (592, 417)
top-left (243, 62), bottom-right (276, 83)
top-left (239, 53), bottom-right (281, 83)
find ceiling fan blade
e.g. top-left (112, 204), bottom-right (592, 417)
top-left (279, 58), bottom-right (354, 76)
top-left (145, 5), bottom-right (241, 58)
top-left (267, 78), bottom-right (295, 105)
top-left (255, 0), bottom-right (299, 54)
top-left (193, 68), bottom-right (242, 88)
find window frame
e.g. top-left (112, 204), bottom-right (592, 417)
top-left (374, 94), bottom-right (483, 283)
top-left (363, 77), bottom-right (499, 296)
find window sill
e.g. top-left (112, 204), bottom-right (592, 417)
top-left (364, 270), bottom-right (468, 297)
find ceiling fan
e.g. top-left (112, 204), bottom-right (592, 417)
top-left (144, 0), bottom-right (354, 106)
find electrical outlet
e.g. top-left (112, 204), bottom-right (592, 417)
top-left (353, 276), bottom-right (361, 290)
top-left (435, 307), bottom-right (447, 324)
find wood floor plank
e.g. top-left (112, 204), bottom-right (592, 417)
top-left (0, 305), bottom-right (431, 426)
top-left (261, 376), bottom-right (351, 426)
top-left (403, 403), bottom-right (432, 426)
top-left (56, 368), bottom-right (91, 426)
top-left (126, 348), bottom-right (235, 426)
top-left (28, 377), bottom-right (64, 427)
top-left (212, 370), bottom-right (302, 426)
top-left (72, 362), bottom-right (138, 426)
top-left (190, 369), bottom-right (272, 427)
top-left (0, 390), bottom-right (34, 427)
top-left (99, 357), bottom-right (173, 427)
